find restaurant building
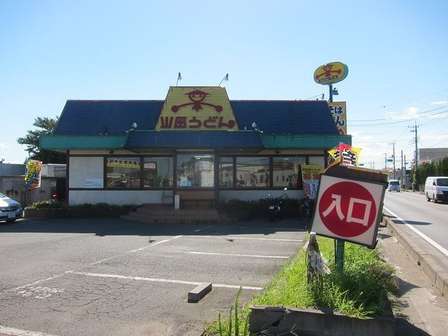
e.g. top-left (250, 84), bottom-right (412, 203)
top-left (40, 86), bottom-right (351, 206)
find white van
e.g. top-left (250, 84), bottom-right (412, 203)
top-left (424, 176), bottom-right (448, 203)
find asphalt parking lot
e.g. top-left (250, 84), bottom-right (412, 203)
top-left (0, 218), bottom-right (306, 336)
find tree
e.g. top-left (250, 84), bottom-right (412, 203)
top-left (17, 117), bottom-right (66, 163)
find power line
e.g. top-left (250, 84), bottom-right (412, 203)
top-left (351, 105), bottom-right (448, 123)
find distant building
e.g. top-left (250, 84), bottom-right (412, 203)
top-left (418, 148), bottom-right (448, 164)
top-left (0, 162), bottom-right (66, 204)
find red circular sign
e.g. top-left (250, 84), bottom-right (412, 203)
top-left (318, 181), bottom-right (377, 237)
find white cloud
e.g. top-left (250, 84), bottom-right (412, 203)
top-left (385, 106), bottom-right (419, 120)
top-left (431, 100), bottom-right (448, 105)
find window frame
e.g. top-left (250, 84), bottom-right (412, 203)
top-left (175, 153), bottom-right (216, 190)
top-left (272, 156), bottom-right (307, 190)
top-left (104, 156), bottom-right (143, 190)
top-left (103, 155), bottom-right (175, 190)
top-left (142, 156), bottom-right (174, 189)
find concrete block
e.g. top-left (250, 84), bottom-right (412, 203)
top-left (249, 306), bottom-right (395, 336)
top-left (188, 282), bottom-right (212, 303)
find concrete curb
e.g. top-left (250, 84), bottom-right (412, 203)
top-left (384, 216), bottom-right (448, 297)
top-left (249, 306), bottom-right (395, 336)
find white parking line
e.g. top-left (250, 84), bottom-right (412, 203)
top-left (188, 235), bottom-right (302, 242)
top-left (186, 251), bottom-right (289, 259)
top-left (0, 325), bottom-right (58, 336)
top-left (7, 235), bottom-right (184, 293)
top-left (384, 206), bottom-right (448, 257)
top-left (67, 271), bottom-right (262, 291)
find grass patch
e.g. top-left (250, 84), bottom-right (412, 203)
top-left (204, 236), bottom-right (397, 335)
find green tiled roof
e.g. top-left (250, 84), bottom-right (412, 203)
top-left (40, 135), bottom-right (127, 150)
top-left (262, 134), bottom-right (352, 149)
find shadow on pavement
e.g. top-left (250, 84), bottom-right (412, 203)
top-left (395, 318), bottom-right (431, 336)
top-left (0, 217), bottom-right (308, 237)
top-left (389, 218), bottom-right (432, 226)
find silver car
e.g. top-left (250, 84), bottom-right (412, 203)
top-left (0, 192), bottom-right (23, 223)
top-left (387, 180), bottom-right (400, 192)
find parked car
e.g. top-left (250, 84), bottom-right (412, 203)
top-left (0, 192), bottom-right (23, 223)
top-left (387, 180), bottom-right (400, 192)
top-left (425, 176), bottom-right (448, 203)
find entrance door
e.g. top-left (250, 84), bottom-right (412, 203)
top-left (175, 153), bottom-right (215, 208)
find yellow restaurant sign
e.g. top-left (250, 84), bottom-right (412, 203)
top-left (314, 62), bottom-right (349, 85)
top-left (155, 86), bottom-right (239, 131)
top-left (329, 101), bottom-right (347, 135)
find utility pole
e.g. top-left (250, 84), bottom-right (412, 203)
top-left (384, 153), bottom-right (387, 170)
top-left (391, 142), bottom-right (396, 179)
top-left (410, 122), bottom-right (419, 190)
top-left (401, 150), bottom-right (404, 187)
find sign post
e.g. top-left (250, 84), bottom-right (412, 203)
top-left (310, 164), bottom-right (387, 273)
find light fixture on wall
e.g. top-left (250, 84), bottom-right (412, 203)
top-left (251, 121), bottom-right (263, 134)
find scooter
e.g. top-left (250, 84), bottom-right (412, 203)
top-left (266, 187), bottom-right (289, 221)
top-left (301, 195), bottom-right (314, 219)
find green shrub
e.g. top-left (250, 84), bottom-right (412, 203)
top-left (205, 237), bottom-right (397, 335)
top-left (29, 200), bottom-right (65, 209)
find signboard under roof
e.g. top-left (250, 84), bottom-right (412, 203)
top-left (155, 86), bottom-right (239, 131)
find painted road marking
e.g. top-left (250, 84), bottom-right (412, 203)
top-left (186, 251), bottom-right (289, 259)
top-left (67, 271), bottom-right (263, 291)
top-left (188, 235), bottom-right (302, 243)
top-left (384, 206), bottom-right (448, 257)
top-left (15, 286), bottom-right (64, 299)
top-left (0, 325), bottom-right (58, 336)
top-left (7, 235), bottom-right (184, 294)
top-left (90, 235), bottom-right (183, 264)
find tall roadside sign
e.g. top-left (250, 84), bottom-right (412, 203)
top-left (313, 61), bottom-right (348, 103)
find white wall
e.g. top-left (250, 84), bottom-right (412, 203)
top-left (219, 190), bottom-right (303, 202)
top-left (69, 190), bottom-right (173, 206)
top-left (69, 157), bottom-right (103, 188)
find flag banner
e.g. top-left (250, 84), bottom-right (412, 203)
top-left (24, 160), bottom-right (43, 191)
top-left (328, 143), bottom-right (361, 167)
top-left (301, 164), bottom-right (324, 200)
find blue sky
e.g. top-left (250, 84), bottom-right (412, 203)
top-left (1, 0), bottom-right (447, 168)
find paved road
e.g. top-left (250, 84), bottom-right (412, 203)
top-left (0, 218), bottom-right (305, 336)
top-left (384, 191), bottom-right (448, 251)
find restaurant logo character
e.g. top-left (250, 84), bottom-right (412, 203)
top-left (156, 86), bottom-right (238, 131)
top-left (171, 89), bottom-right (223, 113)
top-left (313, 62), bottom-right (349, 85)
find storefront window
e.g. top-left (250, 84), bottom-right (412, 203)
top-left (219, 157), bottom-right (234, 188)
top-left (309, 156), bottom-right (325, 168)
top-left (176, 154), bottom-right (214, 188)
top-left (236, 157), bottom-right (270, 188)
top-left (143, 157), bottom-right (173, 188)
top-left (273, 157), bottom-right (305, 189)
top-left (106, 157), bottom-right (141, 188)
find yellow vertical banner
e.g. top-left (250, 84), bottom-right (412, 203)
top-left (301, 164), bottom-right (323, 200)
top-left (329, 101), bottom-right (347, 135)
top-left (24, 160), bottom-right (43, 191)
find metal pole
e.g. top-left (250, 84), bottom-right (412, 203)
top-left (411, 123), bottom-right (419, 191)
top-left (328, 83), bottom-right (344, 272)
top-left (392, 142), bottom-right (396, 179)
top-left (335, 239), bottom-right (345, 273)
top-left (401, 150), bottom-right (404, 187)
top-left (329, 84), bottom-right (333, 103)
top-left (404, 154), bottom-right (407, 187)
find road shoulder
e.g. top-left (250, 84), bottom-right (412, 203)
top-left (384, 215), bottom-right (448, 297)
top-left (379, 225), bottom-right (448, 336)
